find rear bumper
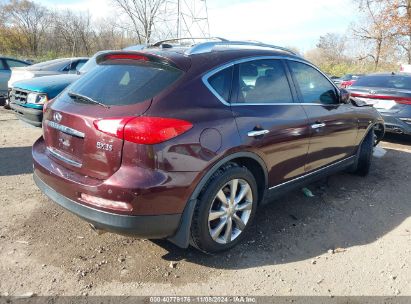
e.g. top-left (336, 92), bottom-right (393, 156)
top-left (381, 114), bottom-right (411, 135)
top-left (10, 102), bottom-right (42, 127)
top-left (34, 171), bottom-right (182, 238)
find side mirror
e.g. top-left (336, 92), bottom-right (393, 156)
top-left (340, 88), bottom-right (350, 104)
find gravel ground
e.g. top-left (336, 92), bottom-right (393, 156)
top-left (0, 107), bottom-right (410, 297)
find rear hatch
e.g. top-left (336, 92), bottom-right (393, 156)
top-left (349, 87), bottom-right (411, 113)
top-left (42, 51), bottom-right (186, 180)
top-left (349, 74), bottom-right (411, 113)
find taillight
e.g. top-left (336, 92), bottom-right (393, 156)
top-left (342, 80), bottom-right (355, 88)
top-left (94, 116), bottom-right (193, 144)
top-left (350, 93), bottom-right (411, 105)
top-left (93, 117), bottom-right (131, 139)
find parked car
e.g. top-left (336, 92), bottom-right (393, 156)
top-left (10, 51), bottom-right (108, 127)
top-left (339, 74), bottom-right (364, 88)
top-left (32, 40), bottom-right (384, 253)
top-left (4, 57), bottom-right (88, 109)
top-left (8, 57), bottom-right (89, 86)
top-left (349, 72), bottom-right (411, 135)
top-left (0, 57), bottom-right (31, 106)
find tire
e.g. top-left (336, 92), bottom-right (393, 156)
top-left (190, 163), bottom-right (258, 254)
top-left (3, 98), bottom-right (11, 110)
top-left (353, 130), bottom-right (374, 176)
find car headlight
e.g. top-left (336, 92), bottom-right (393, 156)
top-left (27, 93), bottom-right (48, 104)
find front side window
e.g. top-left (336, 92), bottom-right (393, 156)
top-left (234, 59), bottom-right (293, 104)
top-left (288, 61), bottom-right (338, 105)
top-left (0, 60), bottom-right (6, 70)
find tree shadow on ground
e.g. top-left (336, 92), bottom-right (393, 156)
top-left (382, 133), bottom-right (411, 145)
top-left (0, 146), bottom-right (33, 176)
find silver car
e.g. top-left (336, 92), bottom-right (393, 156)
top-left (4, 57), bottom-right (88, 109)
top-left (0, 57), bottom-right (31, 101)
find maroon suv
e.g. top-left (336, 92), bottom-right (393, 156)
top-left (33, 40), bottom-right (384, 253)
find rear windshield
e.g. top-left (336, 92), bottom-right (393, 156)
top-left (66, 62), bottom-right (183, 106)
top-left (354, 75), bottom-right (411, 90)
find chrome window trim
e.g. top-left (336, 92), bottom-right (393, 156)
top-left (46, 120), bottom-right (85, 138)
top-left (269, 156), bottom-right (355, 190)
top-left (202, 56), bottom-right (341, 107)
top-left (47, 147), bottom-right (82, 168)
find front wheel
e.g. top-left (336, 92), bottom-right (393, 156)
top-left (190, 164), bottom-right (258, 253)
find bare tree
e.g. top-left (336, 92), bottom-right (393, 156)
top-left (53, 10), bottom-right (95, 56)
top-left (379, 0), bottom-right (411, 63)
top-left (316, 33), bottom-right (347, 64)
top-left (1, 0), bottom-right (51, 56)
top-left (112, 0), bottom-right (165, 43)
top-left (93, 17), bottom-right (136, 50)
top-left (352, 0), bottom-right (395, 69)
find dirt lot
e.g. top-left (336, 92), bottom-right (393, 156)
top-left (1, 107), bottom-right (411, 297)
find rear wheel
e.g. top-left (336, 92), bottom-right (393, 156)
top-left (190, 164), bottom-right (258, 253)
top-left (353, 130), bottom-right (374, 176)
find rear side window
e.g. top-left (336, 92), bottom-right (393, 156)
top-left (288, 61), bottom-right (338, 105)
top-left (235, 59), bottom-right (293, 104)
top-left (208, 66), bottom-right (233, 101)
top-left (354, 75), bottom-right (411, 90)
top-left (66, 62), bottom-right (183, 106)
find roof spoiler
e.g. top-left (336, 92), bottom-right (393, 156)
top-left (96, 51), bottom-right (180, 70)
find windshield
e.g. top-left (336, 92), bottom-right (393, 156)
top-left (66, 62), bottom-right (183, 106)
top-left (353, 75), bottom-right (411, 90)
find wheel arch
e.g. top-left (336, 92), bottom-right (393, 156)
top-left (168, 151), bottom-right (268, 248)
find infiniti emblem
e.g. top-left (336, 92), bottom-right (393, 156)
top-left (53, 112), bottom-right (62, 123)
top-left (369, 90), bottom-right (376, 94)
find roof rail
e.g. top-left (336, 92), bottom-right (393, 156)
top-left (151, 37), bottom-right (228, 47)
top-left (186, 41), bottom-right (298, 56)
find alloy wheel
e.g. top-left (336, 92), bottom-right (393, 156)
top-left (208, 178), bottom-right (253, 244)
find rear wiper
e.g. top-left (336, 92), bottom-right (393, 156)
top-left (67, 91), bottom-right (110, 109)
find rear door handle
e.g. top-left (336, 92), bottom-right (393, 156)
top-left (311, 123), bottom-right (326, 129)
top-left (247, 130), bottom-right (270, 137)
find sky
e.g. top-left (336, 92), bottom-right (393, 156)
top-left (37, 0), bottom-right (359, 51)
